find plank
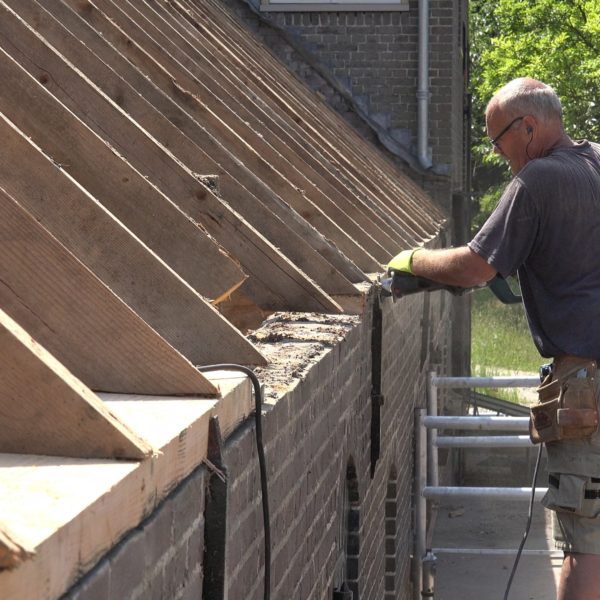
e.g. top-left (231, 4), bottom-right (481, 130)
top-left (176, 0), bottom-right (442, 247)
top-left (173, 0), bottom-right (440, 247)
top-left (0, 371), bottom-right (253, 600)
top-left (201, 0), bottom-right (444, 234)
top-left (172, 0), bottom-right (440, 247)
top-left (0, 308), bottom-right (153, 460)
top-left (202, 0), bottom-right (444, 228)
top-left (58, 0), bottom-right (382, 272)
top-left (0, 111), bottom-right (266, 367)
top-left (217, 286), bottom-right (271, 333)
top-left (0, 3), bottom-right (343, 313)
top-left (43, 0), bottom-right (366, 285)
top-left (6, 0), bottom-right (365, 293)
top-left (0, 187), bottom-right (219, 395)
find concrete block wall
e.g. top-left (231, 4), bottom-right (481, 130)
top-left (62, 286), bottom-right (453, 600)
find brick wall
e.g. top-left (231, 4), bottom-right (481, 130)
top-left (61, 469), bottom-right (206, 600)
top-left (224, 292), bottom-right (451, 600)
top-left (61, 283), bottom-right (453, 600)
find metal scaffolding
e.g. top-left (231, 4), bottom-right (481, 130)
top-left (414, 372), bottom-right (547, 600)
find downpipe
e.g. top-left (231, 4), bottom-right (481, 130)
top-left (417, 0), bottom-right (432, 170)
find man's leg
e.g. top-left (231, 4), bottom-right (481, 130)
top-left (558, 552), bottom-right (600, 599)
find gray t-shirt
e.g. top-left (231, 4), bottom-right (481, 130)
top-left (469, 140), bottom-right (600, 359)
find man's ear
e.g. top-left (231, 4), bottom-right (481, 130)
top-left (523, 115), bottom-right (536, 135)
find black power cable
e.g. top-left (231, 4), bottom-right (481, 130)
top-left (197, 364), bottom-right (271, 600)
top-left (503, 443), bottom-right (544, 600)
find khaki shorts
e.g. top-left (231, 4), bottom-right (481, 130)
top-left (542, 473), bottom-right (600, 554)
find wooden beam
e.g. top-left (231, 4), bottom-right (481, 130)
top-left (194, 0), bottom-right (445, 239)
top-left (147, 0), bottom-right (426, 250)
top-left (216, 285), bottom-right (271, 334)
top-left (0, 308), bottom-right (153, 460)
top-left (111, 0), bottom-right (407, 255)
top-left (0, 112), bottom-right (266, 367)
top-left (5, 0), bottom-right (365, 293)
top-left (0, 187), bottom-right (220, 395)
top-left (0, 3), bottom-right (344, 313)
top-left (0, 8), bottom-right (244, 304)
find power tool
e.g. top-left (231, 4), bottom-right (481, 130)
top-left (379, 270), bottom-right (522, 304)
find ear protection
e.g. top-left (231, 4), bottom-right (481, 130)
top-left (527, 127), bottom-right (533, 134)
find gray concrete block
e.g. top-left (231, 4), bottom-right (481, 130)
top-left (180, 569), bottom-right (203, 600)
top-left (172, 470), bottom-right (206, 542)
top-left (142, 496), bottom-right (173, 570)
top-left (143, 568), bottom-right (165, 600)
top-left (163, 546), bottom-right (187, 600)
top-left (61, 559), bottom-right (110, 600)
top-left (185, 524), bottom-right (204, 575)
top-left (108, 529), bottom-right (146, 600)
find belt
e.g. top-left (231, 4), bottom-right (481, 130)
top-left (549, 474), bottom-right (600, 499)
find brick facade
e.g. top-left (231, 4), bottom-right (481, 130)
top-left (62, 286), bottom-right (452, 600)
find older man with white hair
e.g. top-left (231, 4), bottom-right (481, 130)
top-left (389, 78), bottom-right (600, 599)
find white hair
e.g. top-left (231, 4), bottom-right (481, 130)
top-left (492, 78), bottom-right (563, 122)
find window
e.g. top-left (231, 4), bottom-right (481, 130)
top-left (260, 0), bottom-right (408, 12)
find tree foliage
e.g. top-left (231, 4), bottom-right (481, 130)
top-left (469, 0), bottom-right (600, 227)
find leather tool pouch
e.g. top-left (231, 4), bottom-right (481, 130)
top-left (529, 357), bottom-right (599, 444)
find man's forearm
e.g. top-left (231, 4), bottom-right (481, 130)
top-left (411, 246), bottom-right (496, 287)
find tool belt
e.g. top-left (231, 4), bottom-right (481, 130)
top-left (529, 355), bottom-right (600, 444)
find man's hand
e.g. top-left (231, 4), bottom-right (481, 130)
top-left (387, 246), bottom-right (496, 288)
top-left (387, 248), bottom-right (422, 274)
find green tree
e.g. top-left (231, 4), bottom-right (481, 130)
top-left (469, 0), bottom-right (600, 230)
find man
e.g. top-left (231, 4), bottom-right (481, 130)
top-left (389, 78), bottom-right (600, 599)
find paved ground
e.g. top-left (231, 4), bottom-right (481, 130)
top-left (432, 496), bottom-right (562, 600)
top-left (430, 446), bottom-right (562, 599)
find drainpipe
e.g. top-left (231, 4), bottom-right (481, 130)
top-left (417, 0), bottom-right (433, 170)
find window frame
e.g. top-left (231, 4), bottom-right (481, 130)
top-left (259, 0), bottom-right (408, 12)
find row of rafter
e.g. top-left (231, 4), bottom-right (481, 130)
top-left (0, 0), bottom-right (446, 463)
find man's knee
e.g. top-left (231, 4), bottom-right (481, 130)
top-left (559, 552), bottom-right (600, 600)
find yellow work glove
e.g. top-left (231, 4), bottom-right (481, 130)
top-left (387, 248), bottom-right (421, 274)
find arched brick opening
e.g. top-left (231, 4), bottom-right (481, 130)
top-left (385, 465), bottom-right (398, 598)
top-left (346, 457), bottom-right (360, 599)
